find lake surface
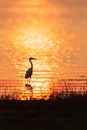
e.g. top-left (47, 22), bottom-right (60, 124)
top-left (0, 0), bottom-right (87, 99)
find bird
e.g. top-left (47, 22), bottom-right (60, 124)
top-left (25, 57), bottom-right (37, 84)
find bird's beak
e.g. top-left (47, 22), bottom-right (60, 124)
top-left (33, 58), bottom-right (37, 60)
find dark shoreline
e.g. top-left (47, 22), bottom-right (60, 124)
top-left (0, 95), bottom-right (87, 130)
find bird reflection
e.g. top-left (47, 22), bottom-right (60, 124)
top-left (25, 57), bottom-right (37, 85)
top-left (25, 83), bottom-right (33, 90)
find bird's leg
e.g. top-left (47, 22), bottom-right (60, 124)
top-left (29, 78), bottom-right (31, 85)
top-left (27, 79), bottom-right (28, 84)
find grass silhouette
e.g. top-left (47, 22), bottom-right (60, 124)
top-left (0, 94), bottom-right (87, 130)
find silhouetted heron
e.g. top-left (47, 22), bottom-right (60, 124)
top-left (25, 57), bottom-right (37, 84)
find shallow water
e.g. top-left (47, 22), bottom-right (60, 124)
top-left (0, 0), bottom-right (87, 99)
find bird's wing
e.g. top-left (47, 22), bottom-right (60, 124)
top-left (25, 68), bottom-right (32, 78)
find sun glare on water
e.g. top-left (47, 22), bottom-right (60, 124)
top-left (13, 27), bottom-right (61, 100)
top-left (15, 27), bottom-right (60, 50)
top-left (1, 0), bottom-right (86, 100)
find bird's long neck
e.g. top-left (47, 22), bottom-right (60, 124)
top-left (30, 60), bottom-right (33, 69)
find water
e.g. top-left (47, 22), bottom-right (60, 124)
top-left (0, 76), bottom-right (87, 100)
top-left (0, 0), bottom-right (87, 99)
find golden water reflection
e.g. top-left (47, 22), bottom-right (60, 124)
top-left (0, 25), bottom-right (87, 100)
top-left (0, 0), bottom-right (87, 100)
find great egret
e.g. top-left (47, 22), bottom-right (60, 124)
top-left (25, 57), bottom-right (37, 84)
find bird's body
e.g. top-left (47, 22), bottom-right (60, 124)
top-left (25, 67), bottom-right (33, 79)
top-left (25, 57), bottom-right (37, 84)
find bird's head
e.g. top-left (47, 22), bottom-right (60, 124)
top-left (29, 57), bottom-right (37, 61)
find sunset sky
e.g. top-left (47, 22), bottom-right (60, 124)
top-left (0, 0), bottom-right (87, 80)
